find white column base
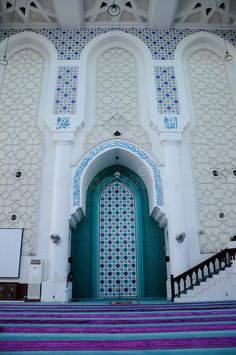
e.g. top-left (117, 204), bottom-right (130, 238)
top-left (41, 281), bottom-right (71, 302)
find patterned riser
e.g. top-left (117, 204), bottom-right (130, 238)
top-left (0, 301), bottom-right (236, 353)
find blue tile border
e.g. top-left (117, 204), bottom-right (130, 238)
top-left (73, 140), bottom-right (164, 207)
top-left (0, 27), bottom-right (235, 60)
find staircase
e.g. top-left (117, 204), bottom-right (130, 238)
top-left (171, 248), bottom-right (236, 303)
top-left (1, 300), bottom-right (236, 352)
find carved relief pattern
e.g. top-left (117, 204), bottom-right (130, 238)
top-left (189, 49), bottom-right (236, 253)
top-left (97, 47), bottom-right (138, 124)
top-left (0, 49), bottom-right (44, 255)
top-left (85, 47), bottom-right (150, 151)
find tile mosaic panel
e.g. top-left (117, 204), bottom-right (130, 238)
top-left (154, 66), bottom-right (180, 114)
top-left (99, 180), bottom-right (137, 298)
top-left (53, 66), bottom-right (79, 114)
top-left (0, 28), bottom-right (235, 60)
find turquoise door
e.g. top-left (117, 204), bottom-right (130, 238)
top-left (71, 166), bottom-right (167, 300)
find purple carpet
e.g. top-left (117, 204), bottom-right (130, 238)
top-left (2, 323), bottom-right (236, 334)
top-left (0, 301), bottom-right (236, 352)
top-left (1, 337), bottom-right (236, 351)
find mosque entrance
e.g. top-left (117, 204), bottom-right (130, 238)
top-left (71, 166), bottom-right (167, 300)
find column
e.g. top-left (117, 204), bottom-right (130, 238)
top-left (41, 139), bottom-right (72, 302)
top-left (162, 140), bottom-right (188, 276)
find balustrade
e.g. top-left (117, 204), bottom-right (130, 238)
top-left (171, 248), bottom-right (236, 301)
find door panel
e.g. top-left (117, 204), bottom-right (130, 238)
top-left (98, 180), bottom-right (137, 298)
top-left (71, 166), bottom-right (167, 300)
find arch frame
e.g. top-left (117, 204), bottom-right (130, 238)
top-left (173, 31), bottom-right (236, 265)
top-left (71, 164), bottom-right (167, 300)
top-left (78, 30), bottom-right (158, 131)
top-left (0, 31), bottom-right (58, 130)
top-left (0, 31), bottom-right (60, 283)
top-left (174, 31), bottom-right (236, 130)
top-left (71, 139), bottom-right (164, 224)
top-left (92, 172), bottom-right (144, 298)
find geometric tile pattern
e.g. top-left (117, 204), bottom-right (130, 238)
top-left (0, 49), bottom-right (44, 255)
top-left (96, 47), bottom-right (138, 124)
top-left (53, 66), bottom-right (79, 114)
top-left (154, 66), bottom-right (180, 114)
top-left (85, 47), bottom-right (151, 151)
top-left (189, 49), bottom-right (236, 254)
top-left (99, 180), bottom-right (137, 298)
top-left (0, 28), bottom-right (235, 61)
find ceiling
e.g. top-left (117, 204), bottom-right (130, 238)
top-left (0, 0), bottom-right (235, 28)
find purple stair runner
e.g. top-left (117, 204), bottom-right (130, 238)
top-left (0, 301), bottom-right (236, 352)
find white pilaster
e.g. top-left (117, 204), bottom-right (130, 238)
top-left (162, 140), bottom-right (188, 276)
top-left (41, 139), bottom-right (72, 302)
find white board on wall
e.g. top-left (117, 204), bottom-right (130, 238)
top-left (0, 229), bottom-right (23, 278)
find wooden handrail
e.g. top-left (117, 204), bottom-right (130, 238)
top-left (170, 248), bottom-right (236, 301)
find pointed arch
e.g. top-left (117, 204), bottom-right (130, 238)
top-left (175, 31), bottom-right (236, 127)
top-left (78, 31), bottom-right (158, 129)
top-left (71, 139), bottom-right (164, 227)
top-left (71, 165), bottom-right (167, 300)
top-left (174, 31), bottom-right (236, 260)
top-left (0, 31), bottom-right (57, 128)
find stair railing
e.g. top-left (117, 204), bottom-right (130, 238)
top-left (170, 248), bottom-right (236, 301)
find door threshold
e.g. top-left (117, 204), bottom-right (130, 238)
top-left (110, 300), bottom-right (139, 305)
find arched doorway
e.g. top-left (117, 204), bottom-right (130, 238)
top-left (71, 165), bottom-right (167, 300)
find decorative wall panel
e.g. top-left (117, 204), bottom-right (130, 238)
top-left (154, 66), bottom-right (180, 114)
top-left (189, 49), bottom-right (236, 253)
top-left (96, 47), bottom-right (138, 124)
top-left (0, 49), bottom-right (44, 255)
top-left (73, 140), bottom-right (164, 208)
top-left (99, 180), bottom-right (137, 298)
top-left (53, 66), bottom-right (79, 114)
top-left (0, 28), bottom-right (235, 61)
top-left (85, 47), bottom-right (150, 149)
